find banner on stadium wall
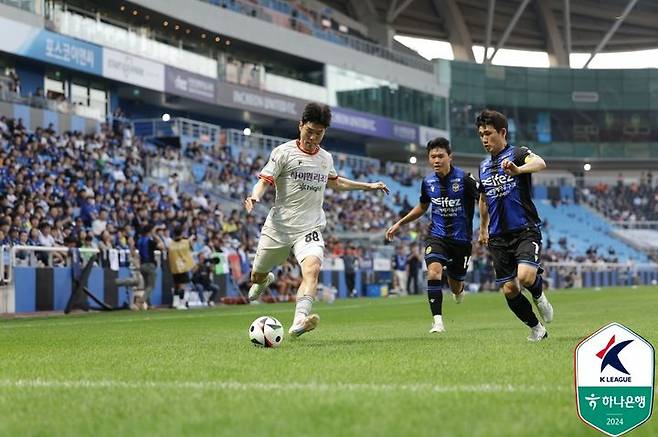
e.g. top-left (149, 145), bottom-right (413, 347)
top-left (331, 107), bottom-right (419, 143)
top-left (216, 82), bottom-right (303, 120)
top-left (165, 66), bottom-right (216, 104)
top-left (23, 30), bottom-right (102, 76)
top-left (102, 48), bottom-right (164, 91)
top-left (418, 125), bottom-right (450, 145)
top-left (216, 82), bottom-right (422, 142)
top-left (0, 16), bottom-right (103, 76)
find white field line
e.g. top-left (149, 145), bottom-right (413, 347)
top-left (0, 300), bottom-right (420, 330)
top-left (0, 379), bottom-right (568, 394)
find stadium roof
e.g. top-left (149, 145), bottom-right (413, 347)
top-left (321, 0), bottom-right (658, 67)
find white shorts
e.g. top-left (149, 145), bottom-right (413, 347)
top-left (252, 230), bottom-right (325, 273)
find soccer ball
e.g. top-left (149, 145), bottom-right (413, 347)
top-left (249, 316), bottom-right (284, 348)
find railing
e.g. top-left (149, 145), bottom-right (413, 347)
top-left (178, 118), bottom-right (221, 144)
top-left (3, 245), bottom-right (164, 283)
top-left (50, 7), bottom-right (218, 78)
top-left (133, 117), bottom-right (221, 146)
top-left (225, 128), bottom-right (285, 156)
top-left (136, 119), bottom-right (384, 180)
top-left (0, 0), bottom-right (42, 13)
top-left (611, 221), bottom-right (658, 230)
top-left (0, 88), bottom-right (105, 121)
top-left (576, 176), bottom-right (658, 189)
top-left (542, 261), bottom-right (657, 289)
top-left (199, 0), bottom-right (433, 73)
top-left (147, 155), bottom-right (191, 181)
top-left (224, 128), bottom-right (383, 173)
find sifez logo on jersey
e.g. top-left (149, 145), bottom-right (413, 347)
top-left (431, 197), bottom-right (462, 217)
top-left (482, 173), bottom-right (516, 198)
top-left (480, 173), bottom-right (515, 187)
top-left (431, 197), bottom-right (462, 208)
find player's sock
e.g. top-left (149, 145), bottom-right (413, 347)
top-left (526, 275), bottom-right (543, 299)
top-left (427, 279), bottom-right (443, 316)
top-left (293, 295), bottom-right (313, 326)
top-left (506, 292), bottom-right (539, 327)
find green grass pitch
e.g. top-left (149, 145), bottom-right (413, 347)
top-left (1, 287), bottom-right (656, 436)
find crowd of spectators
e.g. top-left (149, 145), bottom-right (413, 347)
top-left (0, 113), bottom-right (415, 299)
top-left (0, 116), bottom-right (256, 273)
top-left (178, 138), bottom-right (403, 238)
top-left (2, 113), bottom-right (654, 300)
top-left (577, 172), bottom-right (658, 223)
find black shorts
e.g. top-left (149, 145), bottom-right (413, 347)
top-left (424, 237), bottom-right (472, 281)
top-left (488, 227), bottom-right (542, 285)
top-left (172, 272), bottom-right (191, 286)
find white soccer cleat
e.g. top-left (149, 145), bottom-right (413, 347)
top-left (429, 320), bottom-right (445, 333)
top-left (452, 290), bottom-right (465, 304)
top-left (533, 293), bottom-right (554, 323)
top-left (527, 323), bottom-right (548, 342)
top-left (288, 314), bottom-right (320, 338)
top-left (248, 272), bottom-right (275, 301)
top-left (172, 295), bottom-right (188, 310)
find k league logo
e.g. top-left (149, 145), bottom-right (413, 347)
top-left (597, 335), bottom-right (633, 378)
top-left (575, 322), bottom-right (655, 436)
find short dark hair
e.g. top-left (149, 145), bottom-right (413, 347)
top-left (301, 103), bottom-right (332, 128)
top-left (475, 109), bottom-right (508, 135)
top-left (173, 226), bottom-right (184, 239)
top-left (426, 137), bottom-right (451, 155)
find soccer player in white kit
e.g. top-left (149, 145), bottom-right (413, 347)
top-left (244, 103), bottom-right (389, 337)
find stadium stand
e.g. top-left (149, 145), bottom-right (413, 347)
top-left (0, 0), bottom-right (656, 316)
top-left (578, 177), bottom-right (658, 223)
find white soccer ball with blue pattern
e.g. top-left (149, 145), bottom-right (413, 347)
top-left (249, 316), bottom-right (284, 348)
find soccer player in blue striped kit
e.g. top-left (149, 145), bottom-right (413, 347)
top-left (387, 138), bottom-right (478, 334)
top-left (476, 109), bottom-right (553, 342)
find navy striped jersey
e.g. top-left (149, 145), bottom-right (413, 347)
top-left (478, 144), bottom-right (541, 236)
top-left (420, 166), bottom-right (478, 243)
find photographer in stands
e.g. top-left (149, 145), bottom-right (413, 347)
top-left (191, 252), bottom-right (221, 306)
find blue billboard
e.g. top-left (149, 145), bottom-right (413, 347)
top-left (20, 30), bottom-right (103, 76)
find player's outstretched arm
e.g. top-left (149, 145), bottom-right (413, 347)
top-left (244, 179), bottom-right (270, 213)
top-left (386, 203), bottom-right (429, 241)
top-left (501, 153), bottom-right (546, 176)
top-left (478, 193), bottom-right (489, 245)
top-left (327, 177), bottom-right (390, 194)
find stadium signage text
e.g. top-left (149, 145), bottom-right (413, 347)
top-left (332, 111), bottom-right (377, 132)
top-left (232, 91), bottom-right (297, 115)
top-left (165, 66), bottom-right (216, 103)
top-left (102, 48), bottom-right (165, 91)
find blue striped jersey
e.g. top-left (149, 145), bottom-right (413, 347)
top-left (420, 166), bottom-right (478, 242)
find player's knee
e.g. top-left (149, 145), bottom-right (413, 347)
top-left (501, 280), bottom-right (520, 297)
top-left (517, 270), bottom-right (536, 287)
top-left (301, 259), bottom-right (322, 279)
top-left (427, 263), bottom-right (443, 280)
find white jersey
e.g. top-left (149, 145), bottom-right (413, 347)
top-left (258, 139), bottom-right (338, 241)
